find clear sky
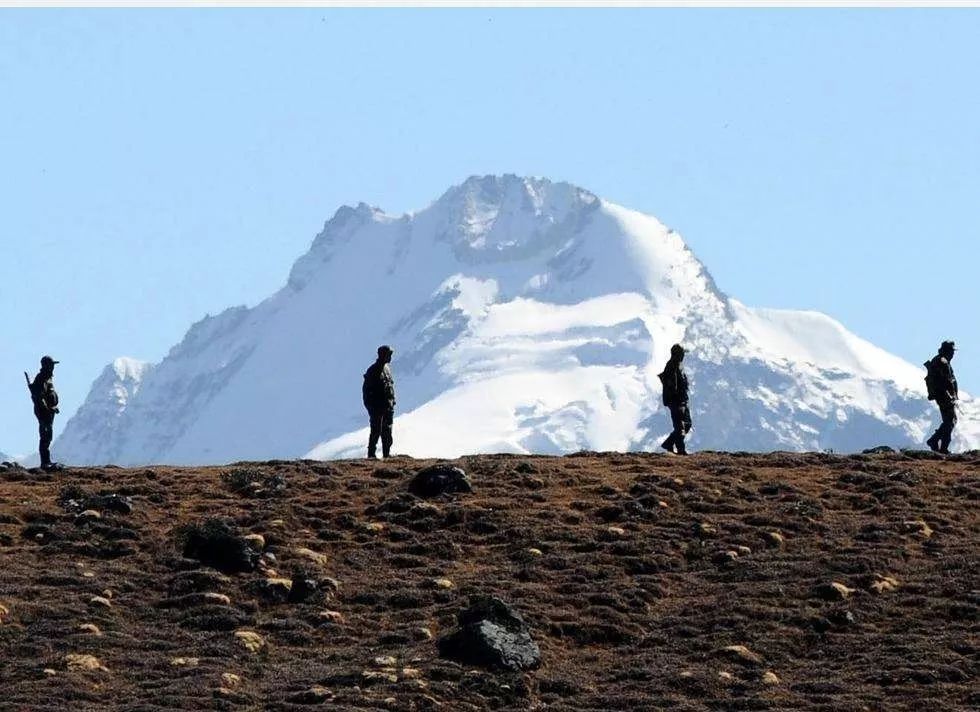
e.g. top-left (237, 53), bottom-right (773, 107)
top-left (1, 8), bottom-right (977, 457)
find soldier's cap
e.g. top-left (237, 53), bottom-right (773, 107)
top-left (40, 355), bottom-right (59, 366)
top-left (940, 340), bottom-right (956, 352)
top-left (377, 344), bottom-right (393, 356)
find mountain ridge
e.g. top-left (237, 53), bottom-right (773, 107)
top-left (54, 175), bottom-right (979, 465)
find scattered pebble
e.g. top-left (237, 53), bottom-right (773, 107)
top-left (294, 547), bottom-right (328, 566)
top-left (65, 653), bottom-right (108, 672)
top-left (78, 623), bottom-right (102, 636)
top-left (234, 630), bottom-right (266, 653)
top-left (719, 644), bottom-right (764, 666)
top-left (763, 531), bottom-right (785, 549)
top-left (88, 596), bottom-right (112, 609)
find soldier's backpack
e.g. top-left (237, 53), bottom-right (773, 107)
top-left (924, 357), bottom-right (941, 401)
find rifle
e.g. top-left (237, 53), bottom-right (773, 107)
top-left (24, 371), bottom-right (37, 404)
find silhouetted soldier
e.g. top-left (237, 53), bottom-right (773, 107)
top-left (659, 344), bottom-right (692, 455)
top-left (925, 340), bottom-right (958, 454)
top-left (28, 355), bottom-right (61, 471)
top-left (363, 345), bottom-right (396, 459)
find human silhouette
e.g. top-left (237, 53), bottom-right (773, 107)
top-left (27, 355), bottom-right (62, 471)
top-left (659, 344), bottom-right (692, 455)
top-left (925, 340), bottom-right (958, 454)
top-left (362, 345), bottom-right (396, 458)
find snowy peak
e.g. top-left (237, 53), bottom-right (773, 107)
top-left (56, 174), bottom-right (980, 465)
top-left (427, 174), bottom-right (600, 261)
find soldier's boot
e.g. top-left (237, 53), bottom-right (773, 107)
top-left (926, 434), bottom-right (940, 452)
top-left (660, 434), bottom-right (675, 453)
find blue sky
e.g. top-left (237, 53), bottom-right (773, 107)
top-left (1, 8), bottom-right (977, 457)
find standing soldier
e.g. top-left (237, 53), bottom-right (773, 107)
top-left (27, 355), bottom-right (62, 471)
top-left (362, 345), bottom-right (396, 459)
top-left (925, 340), bottom-right (958, 454)
top-left (659, 343), bottom-right (692, 455)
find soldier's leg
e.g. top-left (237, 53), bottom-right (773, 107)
top-left (38, 418), bottom-right (53, 467)
top-left (381, 408), bottom-right (394, 458)
top-left (661, 406), bottom-right (678, 452)
top-left (938, 401), bottom-right (957, 453)
top-left (367, 410), bottom-right (382, 458)
top-left (673, 405), bottom-right (688, 455)
top-left (926, 402), bottom-right (943, 451)
top-left (676, 404), bottom-right (692, 455)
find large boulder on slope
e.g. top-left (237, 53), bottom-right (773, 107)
top-left (409, 464), bottom-right (472, 498)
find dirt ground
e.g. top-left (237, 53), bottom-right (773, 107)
top-left (1, 450), bottom-right (977, 711)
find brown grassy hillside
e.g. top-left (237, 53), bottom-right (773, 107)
top-left (1, 451), bottom-right (978, 711)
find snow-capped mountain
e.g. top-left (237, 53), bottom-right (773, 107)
top-left (55, 175), bottom-right (979, 465)
top-left (0, 450), bottom-right (11, 462)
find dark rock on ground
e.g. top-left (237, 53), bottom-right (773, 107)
top-left (409, 464), bottom-right (472, 498)
top-left (180, 518), bottom-right (260, 574)
top-left (863, 445), bottom-right (896, 454)
top-left (439, 595), bottom-right (540, 671)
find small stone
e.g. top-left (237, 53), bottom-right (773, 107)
top-left (81, 571), bottom-right (95, 578)
top-left (268, 519), bottom-right (285, 528)
top-left (657, 500), bottom-right (669, 508)
top-left (414, 627), bottom-right (434, 641)
top-left (102, 589), bottom-right (113, 599)
top-left (221, 672), bottom-right (242, 688)
top-left (718, 670), bottom-right (733, 681)
top-left (171, 657), bottom-right (199, 667)
top-left (364, 522), bottom-right (385, 533)
top-left (89, 596), bottom-right (112, 609)
top-left (401, 667), bottom-right (423, 680)
top-left (719, 644), bottom-right (764, 666)
top-left (696, 522), bottom-right (717, 538)
top-left (234, 630), bottom-right (266, 653)
top-left (65, 653), bottom-right (108, 672)
top-left (763, 531), bottom-right (785, 549)
top-left (813, 582), bottom-right (854, 601)
top-left (43, 668), bottom-right (57, 676)
top-left (870, 575), bottom-right (900, 594)
top-left (78, 623), bottom-right (102, 636)
top-left (75, 510), bottom-right (101, 523)
top-left (0, 602), bottom-right (9, 623)
top-left (431, 578), bottom-right (455, 590)
top-left (374, 655), bottom-right (397, 667)
top-left (288, 686), bottom-right (332, 704)
top-left (526, 548), bottom-right (543, 557)
top-left (261, 577), bottom-right (294, 600)
top-left (317, 609), bottom-right (344, 623)
top-left (606, 526), bottom-right (626, 538)
top-left (761, 671), bottom-right (780, 685)
top-left (384, 698), bottom-right (397, 706)
top-left (735, 545), bottom-right (752, 556)
top-left (362, 670), bottom-right (399, 685)
top-left (294, 547), bottom-right (328, 566)
top-left (321, 576), bottom-right (341, 592)
top-left (203, 592), bottom-right (232, 606)
top-left (903, 519), bottom-right (934, 539)
top-left (243, 534), bottom-right (265, 551)
top-left (713, 550), bottom-right (740, 565)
